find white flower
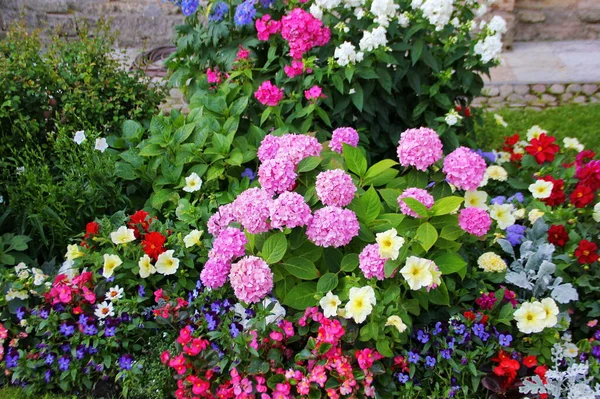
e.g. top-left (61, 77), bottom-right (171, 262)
top-left (488, 15), bottom-right (507, 34)
top-left (411, 0), bottom-right (454, 31)
top-left (17, 269), bottom-right (29, 280)
top-left (105, 285), bottom-right (124, 302)
top-left (344, 286), bottom-right (376, 324)
top-left (6, 288), bottom-right (29, 301)
top-left (475, 4), bottom-right (488, 17)
top-left (376, 228), bottom-right (405, 260)
top-left (593, 203), bottom-right (600, 223)
top-left (103, 254), bottom-right (122, 278)
top-left (110, 226), bottom-right (136, 244)
top-left (398, 12), bottom-right (410, 28)
top-left (370, 0), bottom-right (398, 27)
top-left (528, 209), bottom-right (545, 224)
top-left (354, 7), bottom-right (365, 19)
top-left (486, 165), bottom-right (508, 182)
top-left (183, 172), bottom-right (203, 193)
top-left (58, 259), bottom-right (77, 279)
top-left (563, 342), bottom-right (579, 358)
top-left (513, 208), bottom-right (525, 219)
top-left (514, 302), bottom-right (546, 334)
top-left (138, 254), bottom-right (156, 278)
top-left (320, 291), bottom-right (342, 318)
top-left (385, 315), bottom-right (407, 333)
top-left (94, 301), bottom-right (115, 319)
top-left (309, 4), bottom-right (323, 19)
top-left (334, 42), bottom-right (364, 66)
top-left (73, 130), bottom-right (86, 145)
top-left (474, 34), bottom-right (503, 63)
top-left (400, 256), bottom-right (434, 290)
top-left (94, 137), bottom-right (109, 152)
top-left (263, 298), bottom-right (286, 325)
top-left (65, 244), bottom-right (85, 261)
top-left (464, 190), bottom-right (488, 209)
top-left (31, 268), bottom-right (47, 286)
top-left (563, 137), bottom-right (584, 152)
top-left (490, 203), bottom-right (516, 229)
top-left (359, 26), bottom-right (388, 52)
top-left (155, 250), bottom-right (179, 275)
top-left (183, 229), bottom-right (204, 248)
top-left (445, 113), bottom-right (459, 126)
top-left (540, 297), bottom-right (559, 328)
top-left (16, 166), bottom-right (25, 175)
top-left (315, 0), bottom-right (341, 10)
top-left (529, 180), bottom-right (554, 199)
top-left (526, 125), bottom-right (545, 141)
top-left (493, 114), bottom-right (508, 128)
top-left (478, 252), bottom-right (507, 273)
top-left (496, 151), bottom-right (511, 164)
top-left (14, 263), bottom-right (27, 273)
top-left (349, 88), bottom-right (356, 94)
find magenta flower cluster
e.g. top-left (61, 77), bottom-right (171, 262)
top-left (258, 158), bottom-right (297, 195)
top-left (254, 80), bottom-right (284, 107)
top-left (208, 227), bottom-right (247, 262)
top-left (329, 127), bottom-right (359, 154)
top-left (200, 257), bottom-right (231, 289)
top-left (315, 169), bottom-right (356, 207)
top-left (281, 8), bottom-right (331, 59)
top-left (306, 206), bottom-right (359, 248)
top-left (229, 256), bottom-right (274, 303)
top-left (232, 188), bottom-right (273, 234)
top-left (270, 192), bottom-right (312, 230)
top-left (257, 133), bottom-right (322, 165)
top-left (443, 147), bottom-right (487, 191)
top-left (207, 203), bottom-right (236, 237)
top-left (458, 207), bottom-right (492, 237)
top-left (397, 188), bottom-right (435, 218)
top-left (396, 128), bottom-right (443, 171)
top-left (304, 85), bottom-right (326, 101)
top-left (255, 15), bottom-right (281, 41)
top-left (359, 244), bottom-right (386, 280)
top-left (284, 60), bottom-right (307, 78)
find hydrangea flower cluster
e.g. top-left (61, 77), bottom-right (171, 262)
top-left (229, 256), bottom-right (274, 303)
top-left (258, 158), bottom-right (297, 194)
top-left (458, 207), bottom-right (492, 237)
top-left (281, 8), bottom-right (331, 59)
top-left (257, 133), bottom-right (322, 165)
top-left (200, 258), bottom-right (231, 289)
top-left (329, 127), bottom-right (359, 153)
top-left (207, 203), bottom-right (236, 236)
top-left (232, 188), bottom-right (273, 234)
top-left (443, 147), bottom-right (487, 190)
top-left (208, 227), bottom-right (247, 262)
top-left (315, 169), bottom-right (357, 207)
top-left (269, 192), bottom-right (312, 230)
top-left (254, 80), bottom-right (284, 106)
top-left (359, 244), bottom-right (386, 280)
top-left (397, 188), bottom-right (434, 218)
top-left (396, 128), bottom-right (443, 171)
top-left (306, 206), bottom-right (359, 248)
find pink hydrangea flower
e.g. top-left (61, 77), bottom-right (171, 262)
top-left (397, 188), bottom-right (435, 218)
top-left (200, 258), bottom-right (231, 289)
top-left (304, 85), bottom-right (326, 101)
top-left (207, 203), bottom-right (237, 237)
top-left (306, 206), bottom-right (359, 248)
top-left (458, 207), bottom-right (492, 236)
top-left (359, 244), bottom-right (386, 280)
top-left (284, 60), bottom-right (306, 78)
top-left (270, 192), bottom-right (312, 230)
top-left (257, 134), bottom-right (281, 162)
top-left (229, 256), bottom-right (274, 303)
top-left (329, 127), bottom-right (359, 154)
top-left (396, 127), bottom-right (443, 171)
top-left (258, 158), bottom-right (297, 195)
top-left (232, 188), bottom-right (273, 234)
top-left (208, 227), bottom-right (247, 261)
top-left (443, 147), bottom-right (487, 191)
top-left (255, 15), bottom-right (281, 41)
top-left (281, 8), bottom-right (331, 59)
top-left (257, 134), bottom-right (322, 165)
top-left (254, 81), bottom-right (284, 107)
top-left (315, 169), bottom-right (356, 207)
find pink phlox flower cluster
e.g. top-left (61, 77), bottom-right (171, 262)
top-left (358, 244), bottom-right (386, 280)
top-left (397, 187), bottom-right (435, 218)
top-left (270, 191), bottom-right (312, 230)
top-left (284, 60), bottom-right (309, 78)
top-left (208, 227), bottom-right (247, 261)
top-left (254, 80), bottom-right (284, 106)
top-left (443, 147), bottom-right (487, 191)
top-left (255, 15), bottom-right (281, 41)
top-left (235, 45), bottom-right (251, 61)
top-left (229, 256), bottom-right (274, 303)
top-left (207, 203), bottom-right (237, 237)
top-left (329, 127), bottom-right (359, 154)
top-left (396, 127), bottom-right (443, 171)
top-left (306, 206), bottom-right (359, 248)
top-left (258, 158), bottom-right (297, 195)
top-left (281, 8), bottom-right (331, 59)
top-left (257, 133), bottom-right (322, 165)
top-left (232, 188), bottom-right (273, 234)
top-left (200, 257), bottom-right (231, 289)
top-left (315, 169), bottom-right (356, 207)
top-left (206, 68), bottom-right (223, 84)
top-left (458, 207), bottom-right (492, 236)
top-left (304, 85), bottom-right (326, 101)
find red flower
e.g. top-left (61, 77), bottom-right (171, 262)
top-left (570, 184), bottom-right (594, 208)
top-left (534, 365), bottom-right (548, 384)
top-left (455, 105), bottom-right (471, 118)
top-left (576, 150), bottom-right (596, 166)
top-left (525, 133), bottom-right (560, 164)
top-left (503, 134), bottom-right (520, 149)
top-left (142, 231), bottom-right (166, 261)
top-left (547, 225), bottom-right (569, 247)
top-left (575, 160), bottom-right (600, 192)
top-left (85, 221), bottom-right (99, 236)
top-left (463, 311), bottom-right (476, 321)
top-left (539, 176), bottom-right (566, 207)
top-left (523, 355), bottom-right (537, 368)
top-left (128, 210), bottom-right (151, 237)
top-left (492, 355), bottom-right (521, 389)
top-left (575, 240), bottom-right (599, 265)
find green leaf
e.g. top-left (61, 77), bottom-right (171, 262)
top-left (260, 107), bottom-right (272, 125)
top-left (350, 85), bottom-right (364, 111)
top-left (357, 186), bottom-right (381, 223)
top-left (317, 273), bottom-right (339, 293)
top-left (363, 160), bottom-right (398, 186)
top-left (439, 225), bottom-right (465, 241)
top-left (379, 188), bottom-right (402, 210)
top-left (122, 120), bottom-right (144, 143)
top-left (283, 282), bottom-right (317, 310)
top-left (435, 253), bottom-right (467, 276)
top-left (261, 233), bottom-right (288, 264)
top-left (340, 253), bottom-right (359, 272)
top-left (174, 123), bottom-right (196, 145)
top-left (282, 257), bottom-right (319, 280)
top-left (297, 156), bottom-right (321, 173)
top-left (343, 144), bottom-right (367, 177)
top-left (376, 339), bottom-right (394, 358)
top-left (430, 197), bottom-right (464, 216)
top-left (206, 163), bottom-right (225, 181)
top-left (411, 40), bottom-right (424, 65)
top-left (230, 97), bottom-right (249, 116)
top-left (316, 107), bottom-right (332, 127)
top-left (415, 222), bottom-right (438, 252)
top-left (139, 143), bottom-right (164, 157)
top-left (428, 281), bottom-right (450, 306)
top-left (399, 197), bottom-right (429, 218)
top-left (150, 189), bottom-right (179, 210)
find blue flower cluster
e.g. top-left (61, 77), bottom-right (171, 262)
top-left (167, 0), bottom-right (199, 17)
top-left (209, 2), bottom-right (229, 22)
top-left (234, 0), bottom-right (257, 26)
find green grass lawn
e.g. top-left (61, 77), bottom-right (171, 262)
top-left (0, 387), bottom-right (77, 399)
top-left (473, 103), bottom-right (600, 150)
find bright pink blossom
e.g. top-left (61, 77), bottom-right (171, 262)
top-left (315, 169), bottom-right (356, 207)
top-left (306, 206), bottom-right (359, 248)
top-left (258, 158), bottom-right (297, 195)
top-left (443, 147), bottom-right (487, 190)
top-left (329, 127), bottom-right (359, 154)
top-left (281, 8), bottom-right (330, 59)
top-left (359, 244), bottom-right (386, 280)
top-left (232, 188), bottom-right (273, 234)
top-left (229, 256), bottom-right (274, 303)
top-left (254, 80), bottom-right (284, 106)
top-left (397, 187), bottom-right (435, 218)
top-left (458, 207), bottom-right (492, 236)
top-left (269, 191), bottom-right (312, 230)
top-left (304, 85), bottom-right (326, 101)
top-left (397, 127), bottom-right (443, 171)
top-left (256, 15), bottom-right (281, 41)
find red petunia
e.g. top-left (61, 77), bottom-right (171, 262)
top-left (570, 184), bottom-right (595, 208)
top-left (142, 231), bottom-right (166, 261)
top-left (534, 365), bottom-right (548, 384)
top-left (128, 210), bottom-right (151, 238)
top-left (525, 133), bottom-right (560, 164)
top-left (575, 240), bottom-right (599, 265)
top-left (523, 355), bottom-right (537, 368)
top-left (547, 225), bottom-right (569, 247)
top-left (463, 311), bottom-right (476, 321)
top-left (493, 357), bottom-right (521, 389)
top-left (85, 221), bottom-right (99, 236)
top-left (539, 176), bottom-right (566, 206)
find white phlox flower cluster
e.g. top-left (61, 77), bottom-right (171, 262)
top-left (358, 26), bottom-right (388, 52)
top-left (411, 0), bottom-right (454, 31)
top-left (334, 41), bottom-right (365, 66)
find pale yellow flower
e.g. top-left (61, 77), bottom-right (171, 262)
top-left (400, 256), bottom-right (434, 290)
top-left (344, 286), bottom-right (376, 324)
top-left (540, 297), bottom-right (559, 328)
top-left (562, 137), bottom-right (584, 152)
top-left (486, 165), bottom-right (508, 182)
top-left (514, 302), bottom-right (546, 334)
top-left (528, 180), bottom-right (553, 199)
top-left (319, 291), bottom-right (341, 318)
top-left (183, 173), bottom-right (203, 193)
top-left (110, 226), bottom-right (136, 245)
top-left (477, 252), bottom-right (507, 273)
top-left (184, 229), bottom-right (204, 248)
top-left (65, 244), bottom-right (85, 261)
top-left (464, 190), bottom-right (488, 209)
top-left (385, 315), bottom-right (407, 333)
top-left (490, 203), bottom-right (516, 229)
top-left (155, 250), bottom-right (179, 275)
top-left (102, 254), bottom-right (122, 278)
top-left (526, 125), bottom-right (545, 141)
top-left (376, 228), bottom-right (405, 260)
top-left (528, 209), bottom-right (545, 224)
top-left (138, 254), bottom-right (157, 278)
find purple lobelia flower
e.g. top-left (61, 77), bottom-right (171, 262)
top-left (58, 355), bottom-right (71, 371)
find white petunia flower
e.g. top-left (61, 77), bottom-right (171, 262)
top-left (73, 130), bottom-right (86, 145)
top-left (95, 138), bottom-right (109, 152)
top-left (183, 229), bottom-right (204, 248)
top-left (493, 114), bottom-right (508, 127)
top-left (344, 286), bottom-right (376, 323)
top-left (376, 228), bottom-right (405, 260)
top-left (183, 173), bottom-right (203, 193)
top-left (464, 190), bottom-right (488, 209)
top-left (526, 125), bottom-right (545, 141)
top-left (529, 180), bottom-right (554, 199)
top-left (593, 203), bottom-right (600, 222)
top-left (385, 315), bottom-right (408, 333)
top-left (320, 291), bottom-right (342, 318)
top-left (563, 137), bottom-right (584, 152)
top-left (514, 302), bottom-right (546, 334)
top-left (110, 226), bottom-right (136, 244)
top-left (155, 250), bottom-right (179, 275)
top-left (138, 254), bottom-right (156, 278)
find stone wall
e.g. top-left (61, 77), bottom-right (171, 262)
top-left (0, 0), bottom-right (184, 47)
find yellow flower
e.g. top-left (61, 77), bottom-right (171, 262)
top-left (183, 173), bottom-right (203, 193)
top-left (375, 228), bottom-right (405, 260)
top-left (477, 252), bottom-right (507, 273)
top-left (344, 286), bottom-right (376, 324)
top-left (155, 250), bottom-right (179, 275)
top-left (528, 180), bottom-right (553, 199)
top-left (385, 315), bottom-right (407, 333)
top-left (103, 254), bottom-right (123, 278)
top-left (486, 166), bottom-right (508, 182)
top-left (183, 229), bottom-right (204, 248)
top-left (540, 297), bottom-right (559, 328)
top-left (400, 256), bottom-right (433, 290)
top-left (514, 302), bottom-right (546, 334)
top-left (110, 226), bottom-right (136, 245)
top-left (65, 244), bottom-right (84, 261)
top-left (464, 190), bottom-right (488, 209)
top-left (490, 204), bottom-right (516, 229)
top-left (319, 291), bottom-right (341, 318)
top-left (138, 254), bottom-right (157, 278)
top-left (528, 209), bottom-right (545, 224)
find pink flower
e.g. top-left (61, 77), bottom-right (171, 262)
top-left (160, 350), bottom-right (170, 365)
top-left (229, 256), bottom-right (274, 303)
top-left (443, 147), bottom-right (487, 191)
top-left (177, 326), bottom-right (193, 345)
top-left (232, 188), bottom-right (273, 234)
top-left (329, 127), bottom-right (359, 154)
top-left (310, 364), bottom-right (328, 387)
top-left (356, 348), bottom-right (383, 370)
top-left (315, 169), bottom-right (356, 207)
top-left (359, 244), bottom-right (386, 280)
top-left (279, 320), bottom-right (295, 337)
top-left (207, 203), bottom-right (237, 237)
top-left (270, 191), bottom-right (312, 230)
top-left (257, 133), bottom-right (322, 165)
top-left (209, 227), bottom-right (247, 261)
top-left (397, 187), bottom-right (435, 218)
top-left (200, 257), bottom-right (231, 289)
top-left (258, 158), bottom-right (297, 195)
top-left (207, 68), bottom-right (222, 84)
top-left (281, 8), bottom-right (330, 59)
top-left (254, 80), bottom-right (284, 106)
top-left (256, 15), bottom-right (281, 41)
top-left (236, 45), bottom-right (251, 61)
top-left (306, 206), bottom-right (359, 248)
top-left (0, 323), bottom-right (7, 339)
top-left (304, 85), bottom-right (326, 101)
top-left (284, 60), bottom-right (306, 78)
top-left (458, 207), bottom-right (492, 236)
top-left (397, 127), bottom-right (443, 171)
